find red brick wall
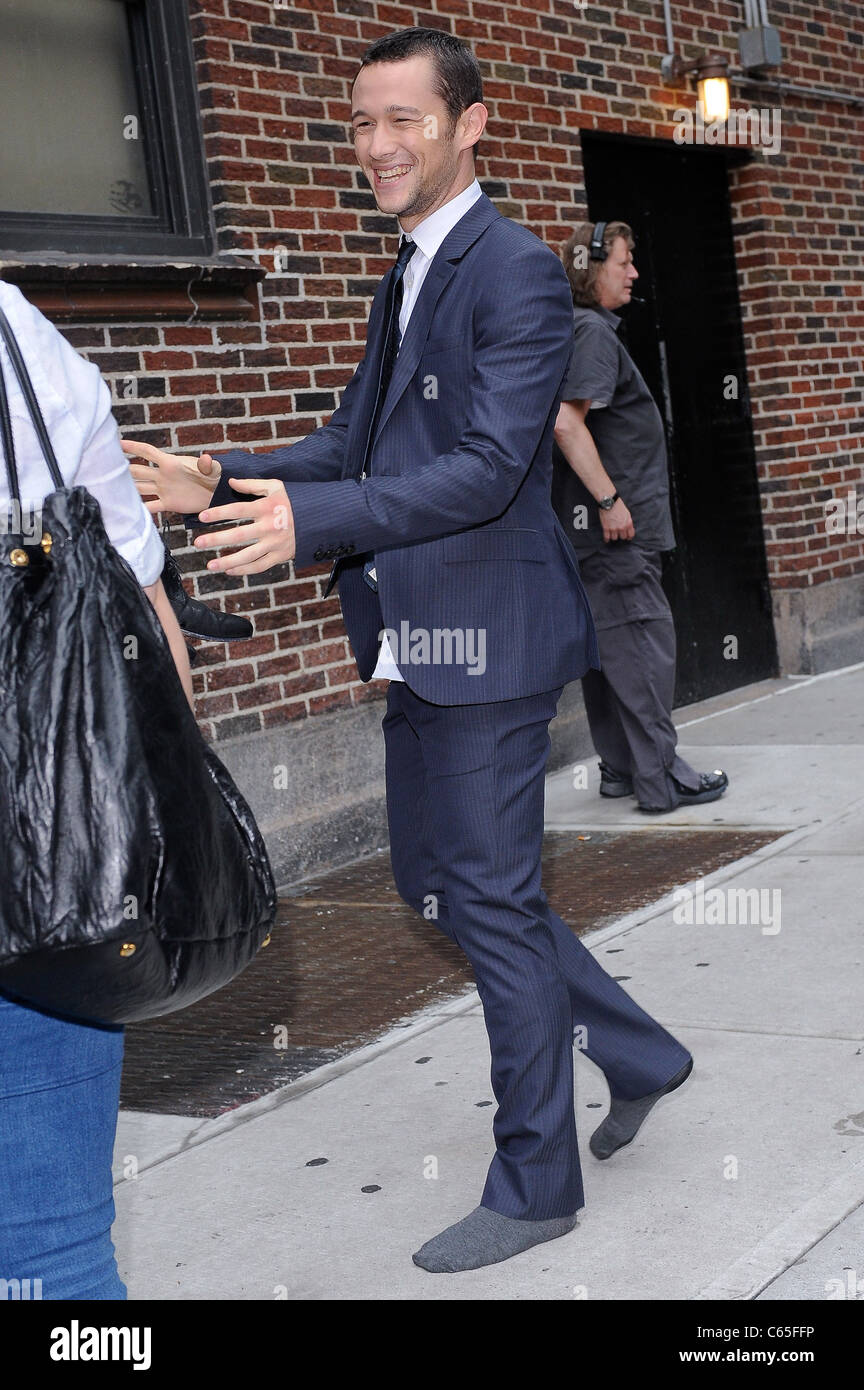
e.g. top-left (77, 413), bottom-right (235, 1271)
top-left (722, 11), bottom-right (864, 595)
top-left (61, 0), bottom-right (863, 739)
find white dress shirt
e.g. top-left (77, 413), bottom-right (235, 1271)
top-left (371, 178), bottom-right (484, 682)
top-left (0, 281), bottom-right (164, 587)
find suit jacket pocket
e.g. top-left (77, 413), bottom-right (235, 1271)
top-left (421, 335), bottom-right (464, 356)
top-left (442, 528), bottom-right (545, 563)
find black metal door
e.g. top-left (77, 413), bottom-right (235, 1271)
top-left (577, 132), bottom-right (777, 703)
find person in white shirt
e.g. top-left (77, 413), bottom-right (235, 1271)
top-left (0, 282), bottom-right (193, 704)
top-left (0, 280), bottom-right (191, 1300)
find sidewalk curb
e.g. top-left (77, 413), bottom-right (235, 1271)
top-left (675, 660), bottom-right (864, 731)
top-left (552, 788), bottom-right (864, 954)
top-left (696, 1161), bottom-right (864, 1301)
top-left (116, 987), bottom-right (480, 1186)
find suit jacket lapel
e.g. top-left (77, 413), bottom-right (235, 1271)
top-left (338, 268), bottom-right (396, 481)
top-left (367, 192), bottom-right (502, 452)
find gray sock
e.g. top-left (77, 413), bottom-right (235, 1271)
top-left (412, 1204), bottom-right (578, 1273)
top-left (589, 1057), bottom-right (693, 1160)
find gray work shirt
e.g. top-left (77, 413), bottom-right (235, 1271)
top-left (552, 304), bottom-right (675, 555)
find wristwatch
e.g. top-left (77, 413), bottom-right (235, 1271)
top-left (597, 492), bottom-right (620, 511)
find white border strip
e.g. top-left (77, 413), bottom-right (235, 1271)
top-left (677, 661), bottom-right (864, 728)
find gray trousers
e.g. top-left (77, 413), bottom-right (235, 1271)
top-left (577, 543), bottom-right (700, 810)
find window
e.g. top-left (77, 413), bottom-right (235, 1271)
top-left (0, 0), bottom-right (214, 258)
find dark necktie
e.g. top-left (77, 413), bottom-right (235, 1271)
top-left (362, 235), bottom-right (417, 592)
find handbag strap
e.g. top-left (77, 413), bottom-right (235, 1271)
top-left (0, 305), bottom-right (65, 505)
top-left (0, 336), bottom-right (22, 506)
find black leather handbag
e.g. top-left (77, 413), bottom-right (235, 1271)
top-left (0, 306), bottom-right (277, 1024)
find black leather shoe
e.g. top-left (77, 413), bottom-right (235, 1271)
top-left (599, 761), bottom-right (634, 798)
top-left (673, 769), bottom-right (729, 804)
top-left (638, 769), bottom-right (729, 814)
top-left (160, 540), bottom-right (253, 642)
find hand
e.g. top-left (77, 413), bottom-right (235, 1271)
top-left (601, 498), bottom-right (635, 543)
top-left (193, 478), bottom-right (296, 575)
top-left (122, 439), bottom-right (221, 516)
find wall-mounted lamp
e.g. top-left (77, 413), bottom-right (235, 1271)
top-left (661, 50), bottom-right (731, 123)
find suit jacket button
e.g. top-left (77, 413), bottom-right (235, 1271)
top-left (314, 547), bottom-right (327, 561)
top-left (345, 544), bottom-right (355, 555)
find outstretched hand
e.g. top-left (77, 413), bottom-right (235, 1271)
top-left (122, 438), bottom-right (220, 517)
top-left (193, 478), bottom-right (296, 575)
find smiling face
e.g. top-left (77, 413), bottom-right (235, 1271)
top-left (596, 236), bottom-right (639, 310)
top-left (350, 55), bottom-right (486, 231)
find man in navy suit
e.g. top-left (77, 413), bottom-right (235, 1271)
top-left (126, 27), bottom-right (692, 1273)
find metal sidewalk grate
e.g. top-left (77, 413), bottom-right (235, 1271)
top-left (120, 828), bottom-right (780, 1117)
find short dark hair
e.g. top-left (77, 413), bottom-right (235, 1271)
top-left (356, 27), bottom-right (483, 131)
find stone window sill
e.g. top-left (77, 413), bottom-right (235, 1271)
top-left (0, 254), bottom-right (265, 321)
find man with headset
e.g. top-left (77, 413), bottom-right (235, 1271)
top-left (552, 220), bottom-right (728, 814)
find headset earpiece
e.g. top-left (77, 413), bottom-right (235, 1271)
top-left (589, 220), bottom-right (608, 262)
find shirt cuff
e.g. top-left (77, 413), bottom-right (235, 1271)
top-left (182, 468), bottom-right (235, 528)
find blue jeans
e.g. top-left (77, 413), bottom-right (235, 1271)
top-left (0, 990), bottom-right (126, 1300)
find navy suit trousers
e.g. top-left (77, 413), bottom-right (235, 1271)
top-left (383, 680), bottom-right (691, 1220)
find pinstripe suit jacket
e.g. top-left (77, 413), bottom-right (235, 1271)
top-left (208, 192), bottom-right (599, 704)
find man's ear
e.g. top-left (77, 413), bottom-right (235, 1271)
top-left (459, 102), bottom-right (488, 154)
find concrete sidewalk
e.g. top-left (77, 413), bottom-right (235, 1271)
top-left (113, 664), bottom-right (864, 1300)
